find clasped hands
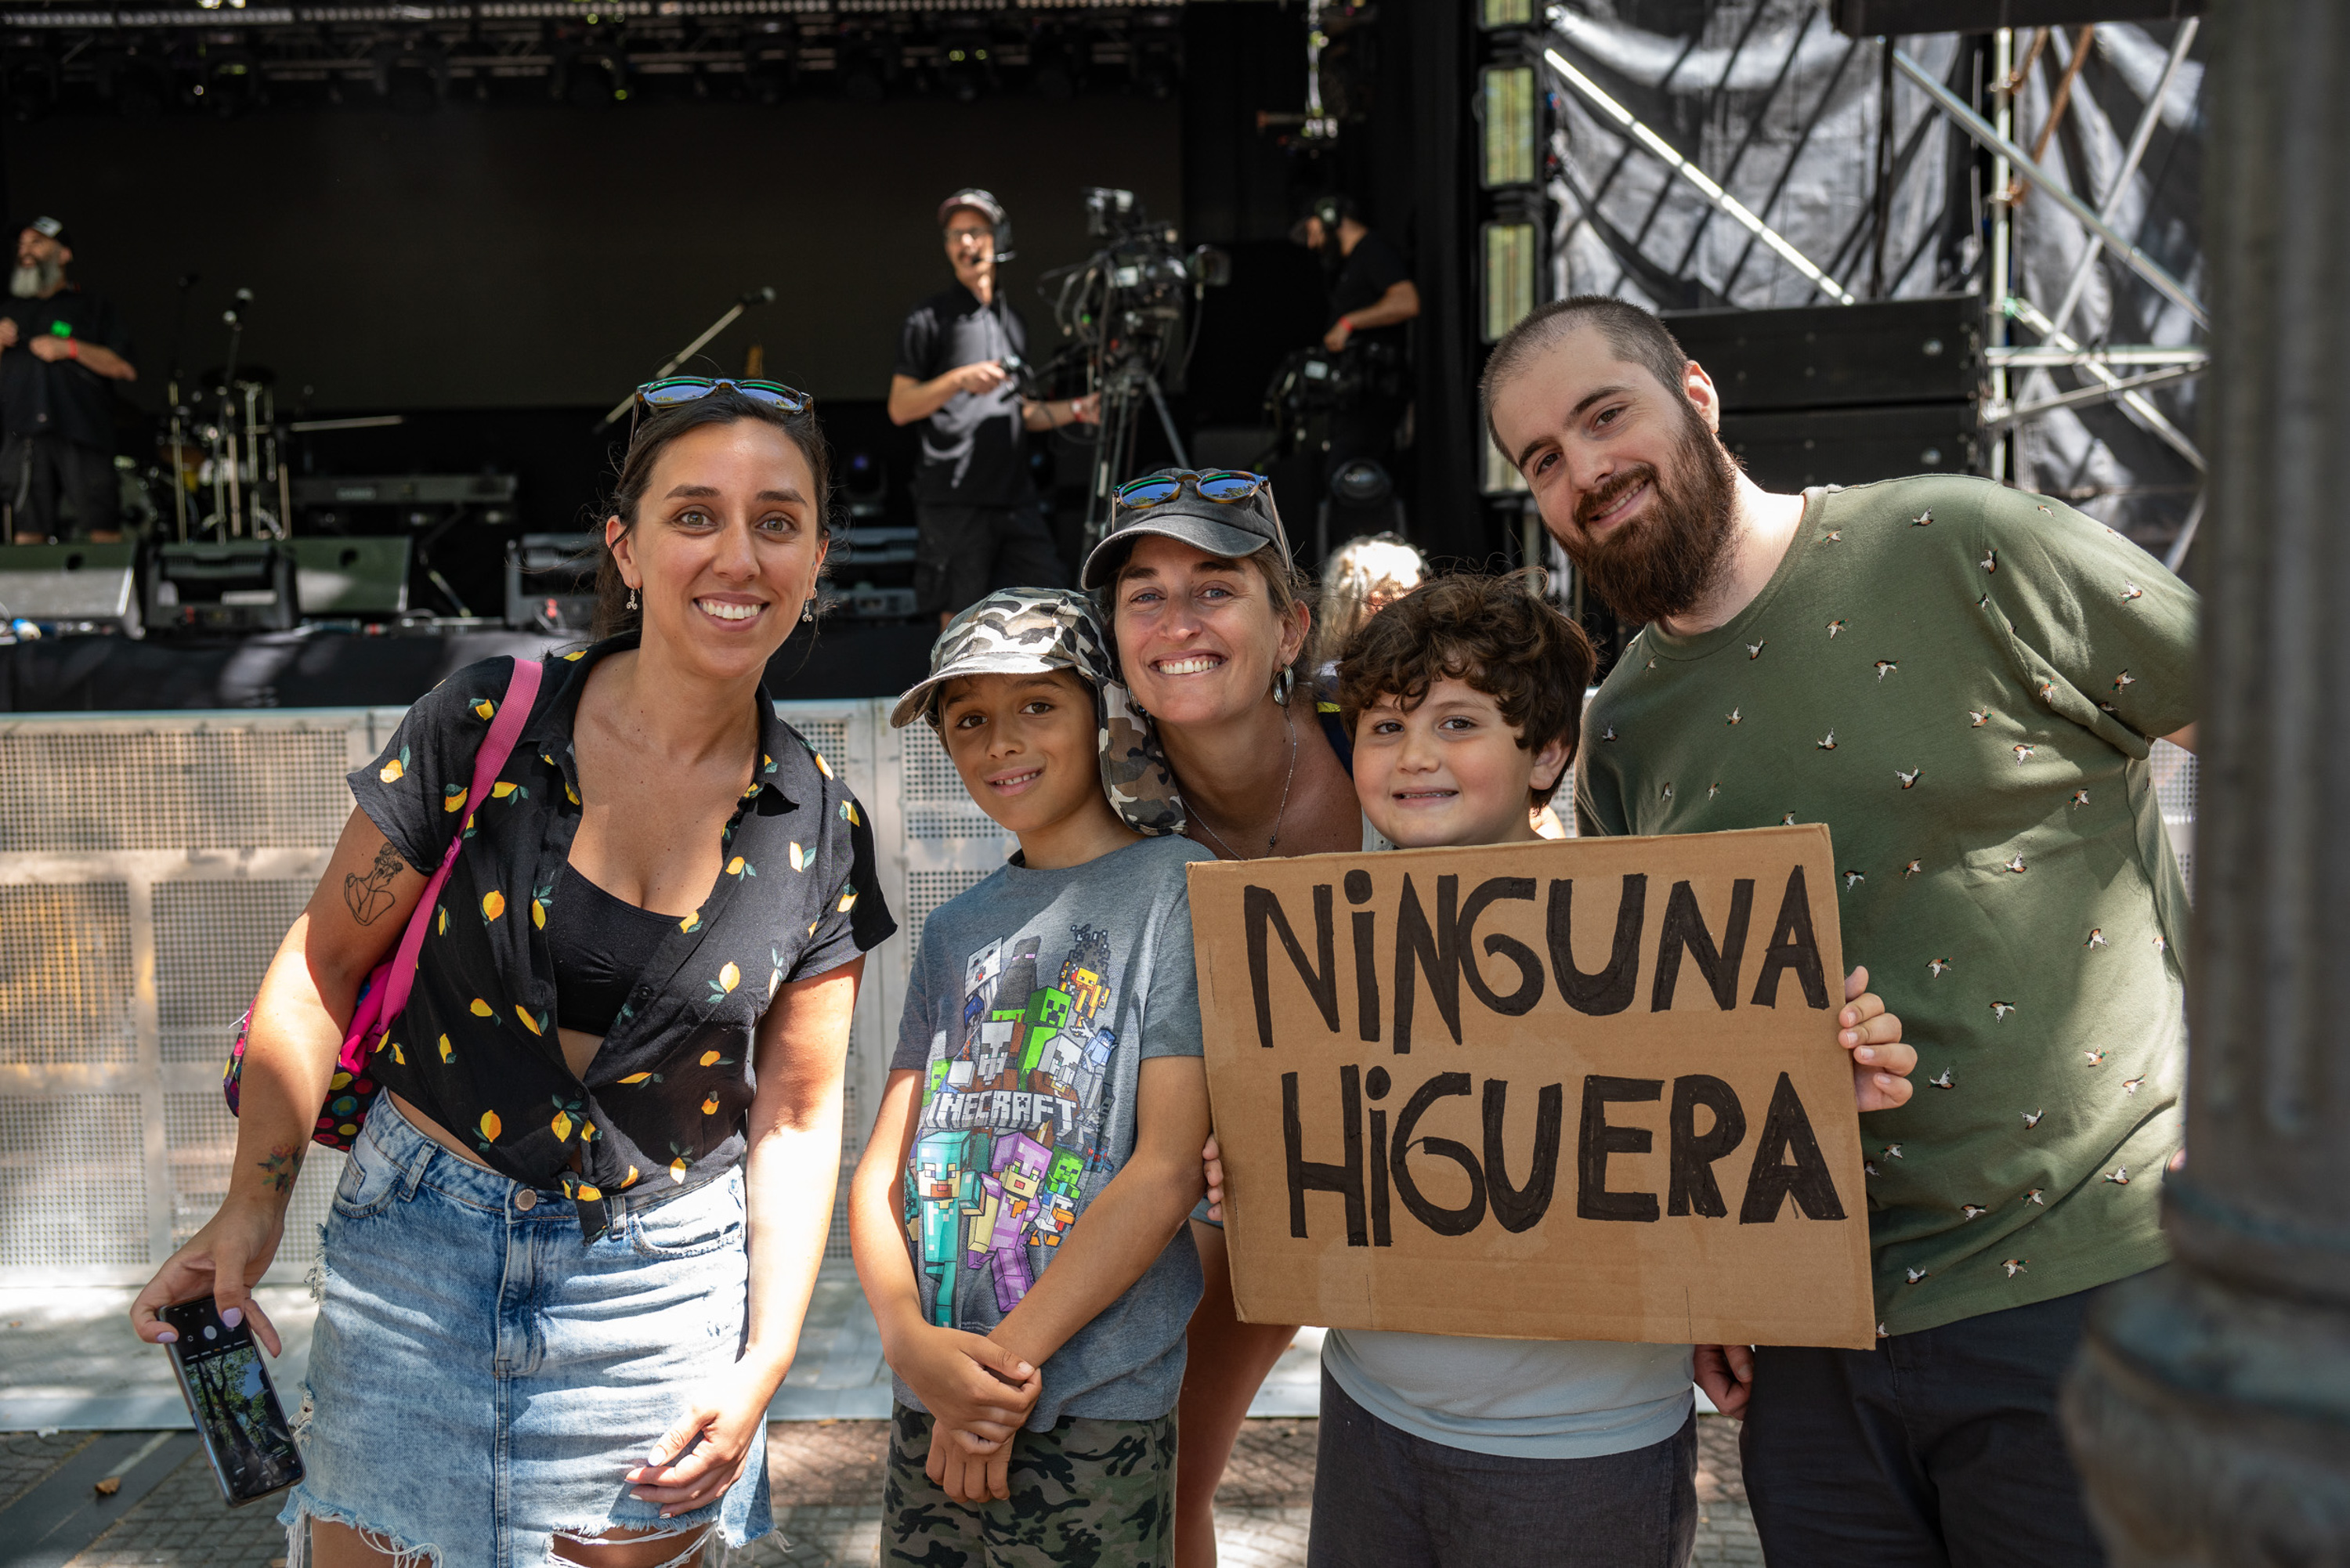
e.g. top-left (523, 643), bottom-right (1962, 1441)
top-left (895, 1323), bottom-right (1042, 1504)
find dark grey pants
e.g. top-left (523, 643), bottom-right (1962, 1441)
top-left (1741, 1281), bottom-right (2123, 1568)
top-left (913, 501), bottom-right (1065, 618)
top-left (0, 432), bottom-right (117, 540)
top-left (1306, 1367), bottom-right (1696, 1568)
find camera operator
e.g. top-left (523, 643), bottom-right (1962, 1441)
top-left (0, 217), bottom-right (137, 544)
top-left (889, 189), bottom-right (1099, 626)
top-left (1294, 194), bottom-right (1417, 515)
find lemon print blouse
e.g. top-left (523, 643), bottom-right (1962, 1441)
top-left (349, 634), bottom-right (895, 1240)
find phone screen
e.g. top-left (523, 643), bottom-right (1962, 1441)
top-left (161, 1299), bottom-right (304, 1507)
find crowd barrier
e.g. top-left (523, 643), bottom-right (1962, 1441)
top-left (0, 702), bottom-right (2195, 1286)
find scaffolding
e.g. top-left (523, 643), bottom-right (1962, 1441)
top-left (1535, 3), bottom-right (2207, 560)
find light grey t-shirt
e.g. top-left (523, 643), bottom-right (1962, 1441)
top-left (888, 833), bottom-right (1214, 1431)
top-left (1323, 1329), bottom-right (1693, 1460)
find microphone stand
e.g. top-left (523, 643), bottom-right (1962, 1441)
top-left (595, 286), bottom-right (776, 432)
top-left (216, 291), bottom-right (250, 539)
top-left (165, 272), bottom-right (197, 542)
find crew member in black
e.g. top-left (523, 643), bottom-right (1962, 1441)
top-left (0, 217), bottom-right (137, 544)
top-left (1294, 194), bottom-right (1419, 512)
top-left (889, 189), bottom-right (1099, 626)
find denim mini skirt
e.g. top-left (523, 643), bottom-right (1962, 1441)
top-left (280, 1097), bottom-right (772, 1568)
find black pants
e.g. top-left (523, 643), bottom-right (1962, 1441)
top-left (912, 501), bottom-right (1065, 619)
top-left (1307, 1367), bottom-right (1696, 1568)
top-left (1, 432), bottom-right (118, 540)
top-left (1741, 1280), bottom-right (2124, 1567)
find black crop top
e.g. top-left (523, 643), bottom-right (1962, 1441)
top-left (346, 638), bottom-right (895, 1242)
top-left (546, 865), bottom-right (678, 1035)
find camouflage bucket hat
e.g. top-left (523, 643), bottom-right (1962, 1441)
top-left (889, 587), bottom-right (1186, 837)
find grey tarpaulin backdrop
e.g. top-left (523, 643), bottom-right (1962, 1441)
top-left (1542, 2), bottom-right (2204, 553)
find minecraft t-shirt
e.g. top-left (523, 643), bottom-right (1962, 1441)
top-left (888, 833), bottom-right (1214, 1430)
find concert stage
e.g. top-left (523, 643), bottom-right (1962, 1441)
top-left (0, 619), bottom-right (938, 713)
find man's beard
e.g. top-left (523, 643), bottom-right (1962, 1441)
top-left (9, 258), bottom-right (60, 299)
top-left (1554, 405), bottom-right (1739, 627)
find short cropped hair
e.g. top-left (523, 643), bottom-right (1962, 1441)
top-left (1479, 295), bottom-right (1693, 455)
top-left (1335, 572), bottom-right (1596, 807)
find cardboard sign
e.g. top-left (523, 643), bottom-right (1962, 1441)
top-left (1188, 825), bottom-right (1875, 1350)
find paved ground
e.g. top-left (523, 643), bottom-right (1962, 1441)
top-left (24, 1414), bottom-right (1760, 1566)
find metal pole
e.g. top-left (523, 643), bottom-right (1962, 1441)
top-left (2061, 9), bottom-right (2350, 1561)
top-left (1543, 45), bottom-right (1858, 305)
top-left (1871, 36), bottom-right (1894, 298)
top-left (1142, 374), bottom-right (1190, 471)
top-left (2007, 294), bottom-right (2204, 471)
top-left (1981, 364), bottom-right (2202, 431)
top-left (1988, 27), bottom-right (2012, 482)
top-left (1893, 46), bottom-right (2209, 329)
top-left (2159, 487), bottom-right (2201, 575)
top-left (2048, 18), bottom-right (2198, 341)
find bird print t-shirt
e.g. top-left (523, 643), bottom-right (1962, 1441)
top-left (1576, 475), bottom-right (2195, 1335)
top-left (889, 833), bottom-right (1213, 1429)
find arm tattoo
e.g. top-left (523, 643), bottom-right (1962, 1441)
top-left (344, 841), bottom-right (405, 926)
top-left (256, 1143), bottom-right (304, 1198)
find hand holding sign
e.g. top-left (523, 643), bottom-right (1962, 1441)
top-left (1190, 825), bottom-right (1882, 1349)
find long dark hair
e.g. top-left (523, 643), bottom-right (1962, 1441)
top-left (591, 391), bottom-right (834, 641)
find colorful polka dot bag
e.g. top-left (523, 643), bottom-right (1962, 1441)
top-left (223, 656), bottom-right (544, 1151)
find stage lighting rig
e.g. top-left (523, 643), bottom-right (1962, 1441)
top-left (1033, 187), bottom-right (1231, 551)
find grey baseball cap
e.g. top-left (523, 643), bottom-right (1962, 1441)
top-left (1077, 468), bottom-right (1291, 590)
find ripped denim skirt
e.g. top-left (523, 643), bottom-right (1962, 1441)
top-left (280, 1097), bottom-right (772, 1568)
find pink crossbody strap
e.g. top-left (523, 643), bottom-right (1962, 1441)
top-left (377, 655), bottom-right (544, 1023)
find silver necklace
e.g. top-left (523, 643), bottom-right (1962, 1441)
top-left (1191, 705), bottom-right (1298, 861)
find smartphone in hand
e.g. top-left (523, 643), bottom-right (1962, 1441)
top-left (161, 1298), bottom-right (304, 1508)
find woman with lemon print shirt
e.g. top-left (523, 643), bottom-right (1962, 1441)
top-left (130, 384), bottom-right (895, 1568)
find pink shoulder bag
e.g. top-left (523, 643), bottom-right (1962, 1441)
top-left (222, 655), bottom-right (544, 1151)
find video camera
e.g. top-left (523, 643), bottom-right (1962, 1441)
top-left (1043, 187), bottom-right (1230, 389)
top-left (1036, 188), bottom-right (1231, 549)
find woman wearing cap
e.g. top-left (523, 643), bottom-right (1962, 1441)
top-left (131, 381), bottom-right (895, 1567)
top-left (1079, 468), bottom-right (1365, 1567)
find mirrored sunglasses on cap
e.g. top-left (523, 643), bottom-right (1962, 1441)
top-left (1112, 468), bottom-right (1271, 511)
top-left (630, 376), bottom-right (812, 438)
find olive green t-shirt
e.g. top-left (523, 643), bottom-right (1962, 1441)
top-left (1575, 475), bottom-right (2195, 1336)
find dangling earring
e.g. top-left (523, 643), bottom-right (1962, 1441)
top-left (801, 600), bottom-right (816, 623)
top-left (1272, 667), bottom-right (1295, 706)
top-left (626, 586), bottom-right (638, 611)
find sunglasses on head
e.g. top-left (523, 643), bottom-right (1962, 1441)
top-left (1112, 469), bottom-right (1271, 511)
top-left (628, 377), bottom-right (813, 440)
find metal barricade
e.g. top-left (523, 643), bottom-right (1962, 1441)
top-left (0, 700), bottom-right (1014, 1286)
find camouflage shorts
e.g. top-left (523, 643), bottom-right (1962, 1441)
top-left (882, 1402), bottom-right (1176, 1568)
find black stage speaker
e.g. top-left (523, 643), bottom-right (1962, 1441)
top-left (290, 538), bottom-right (413, 618)
top-left (1719, 404), bottom-right (1983, 493)
top-left (1662, 295), bottom-right (1985, 493)
top-left (1830, 0), bottom-right (2200, 34)
top-left (0, 543), bottom-right (142, 634)
top-left (505, 533), bottom-right (598, 634)
top-left (1663, 296), bottom-right (1982, 411)
top-left (147, 541), bottom-right (299, 634)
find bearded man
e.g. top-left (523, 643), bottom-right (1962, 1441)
top-left (0, 217), bottom-right (137, 544)
top-left (1485, 295), bottom-right (2197, 1568)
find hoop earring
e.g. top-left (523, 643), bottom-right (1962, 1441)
top-left (626, 586), bottom-right (638, 612)
top-left (1272, 667), bottom-right (1295, 706)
